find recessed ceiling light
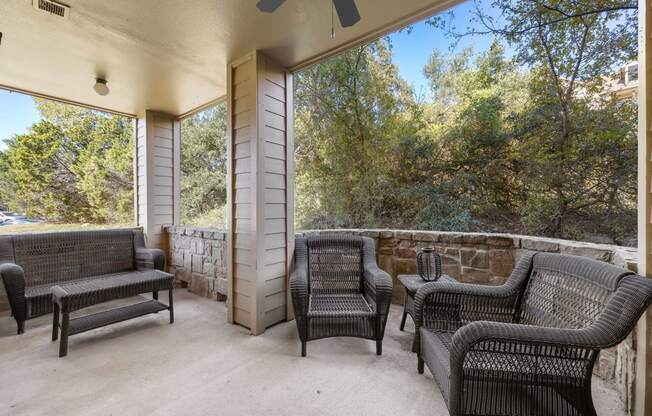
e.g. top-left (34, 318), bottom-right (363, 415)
top-left (93, 78), bottom-right (109, 96)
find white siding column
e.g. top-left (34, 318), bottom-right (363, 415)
top-left (636, 1), bottom-right (652, 414)
top-left (226, 51), bottom-right (294, 335)
top-left (134, 110), bottom-right (181, 249)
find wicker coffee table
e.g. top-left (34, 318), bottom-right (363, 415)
top-left (51, 270), bottom-right (174, 357)
top-left (399, 274), bottom-right (456, 332)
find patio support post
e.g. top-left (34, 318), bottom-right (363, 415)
top-left (226, 51), bottom-right (294, 335)
top-left (636, 1), bottom-right (652, 415)
top-left (134, 110), bottom-right (181, 250)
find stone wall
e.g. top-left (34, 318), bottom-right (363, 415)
top-left (164, 225), bottom-right (639, 408)
top-left (298, 230), bottom-right (518, 303)
top-left (164, 226), bottom-right (228, 301)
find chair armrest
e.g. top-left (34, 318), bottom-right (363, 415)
top-left (132, 228), bottom-right (165, 270)
top-left (289, 238), bottom-right (310, 345)
top-left (289, 266), bottom-right (308, 315)
top-left (414, 252), bottom-right (535, 331)
top-left (363, 265), bottom-right (393, 314)
top-left (452, 321), bottom-right (599, 360)
top-left (413, 252), bottom-right (535, 354)
top-left (0, 262), bottom-right (27, 321)
top-left (446, 321), bottom-right (600, 416)
top-left (289, 238), bottom-right (309, 317)
top-left (135, 248), bottom-right (165, 271)
top-left (414, 281), bottom-right (522, 331)
top-left (361, 237), bottom-right (393, 315)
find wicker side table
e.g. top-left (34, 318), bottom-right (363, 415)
top-left (399, 274), bottom-right (456, 332)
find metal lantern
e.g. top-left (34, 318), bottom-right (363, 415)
top-left (416, 247), bottom-right (442, 282)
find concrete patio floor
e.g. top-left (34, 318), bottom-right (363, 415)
top-left (0, 290), bottom-right (626, 416)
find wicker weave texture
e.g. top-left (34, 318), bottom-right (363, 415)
top-left (415, 252), bottom-right (652, 416)
top-left (307, 236), bottom-right (363, 295)
top-left (12, 230), bottom-right (135, 286)
top-left (308, 294), bottom-right (373, 315)
top-left (51, 270), bottom-right (173, 357)
top-left (518, 253), bottom-right (630, 329)
top-left (52, 270), bottom-right (173, 312)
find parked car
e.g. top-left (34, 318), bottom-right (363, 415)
top-left (0, 211), bottom-right (15, 224)
top-left (0, 211), bottom-right (41, 225)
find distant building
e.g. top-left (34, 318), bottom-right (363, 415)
top-left (603, 61), bottom-right (638, 100)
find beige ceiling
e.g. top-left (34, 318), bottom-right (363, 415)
top-left (0, 0), bottom-right (459, 117)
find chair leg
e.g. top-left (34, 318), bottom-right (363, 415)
top-left (400, 308), bottom-right (407, 331)
top-left (376, 339), bottom-right (382, 356)
top-left (52, 303), bottom-right (59, 341)
top-left (59, 312), bottom-right (69, 357)
top-left (301, 341), bottom-right (306, 357)
top-left (16, 320), bottom-right (25, 335)
top-left (168, 288), bottom-right (174, 324)
top-left (418, 356), bottom-right (424, 374)
top-left (584, 392), bottom-right (597, 416)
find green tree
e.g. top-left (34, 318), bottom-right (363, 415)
top-left (426, 0), bottom-right (638, 239)
top-left (410, 41), bottom-right (529, 231)
top-left (0, 99), bottom-right (133, 223)
top-left (294, 23), bottom-right (636, 243)
top-left (180, 104), bottom-right (227, 227)
top-left (295, 40), bottom-right (422, 229)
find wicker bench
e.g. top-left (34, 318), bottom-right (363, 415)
top-left (0, 229), bottom-right (171, 335)
top-left (415, 252), bottom-right (652, 416)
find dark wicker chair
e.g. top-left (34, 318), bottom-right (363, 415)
top-left (290, 235), bottom-right (393, 357)
top-left (414, 252), bottom-right (652, 416)
top-left (0, 229), bottom-right (165, 334)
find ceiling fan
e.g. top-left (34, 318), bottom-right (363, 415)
top-left (256, 0), bottom-right (361, 28)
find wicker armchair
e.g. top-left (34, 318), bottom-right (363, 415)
top-left (414, 252), bottom-right (652, 416)
top-left (290, 235), bottom-right (393, 357)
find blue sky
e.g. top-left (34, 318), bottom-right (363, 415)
top-left (0, 1), bottom-right (496, 151)
top-left (388, 1), bottom-right (498, 98)
top-left (0, 89), bottom-right (40, 150)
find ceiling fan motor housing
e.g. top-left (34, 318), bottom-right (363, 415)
top-left (256, 0), bottom-right (361, 27)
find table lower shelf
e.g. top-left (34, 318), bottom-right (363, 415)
top-left (67, 299), bottom-right (170, 336)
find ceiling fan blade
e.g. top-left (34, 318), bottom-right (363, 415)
top-left (332, 0), bottom-right (360, 27)
top-left (256, 0), bottom-right (286, 13)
